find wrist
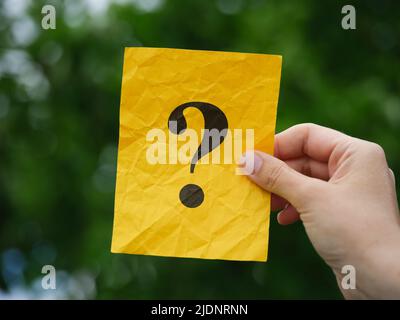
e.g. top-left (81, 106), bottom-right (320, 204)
top-left (334, 230), bottom-right (400, 299)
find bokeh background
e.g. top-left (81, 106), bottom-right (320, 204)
top-left (0, 0), bottom-right (399, 299)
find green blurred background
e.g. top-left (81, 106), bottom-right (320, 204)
top-left (0, 0), bottom-right (399, 299)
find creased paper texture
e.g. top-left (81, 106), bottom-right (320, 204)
top-left (111, 47), bottom-right (282, 261)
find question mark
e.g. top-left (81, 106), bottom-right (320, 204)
top-left (168, 101), bottom-right (228, 208)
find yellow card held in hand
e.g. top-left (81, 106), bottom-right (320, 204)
top-left (111, 47), bottom-right (282, 261)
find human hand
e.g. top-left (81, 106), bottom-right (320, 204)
top-left (240, 123), bottom-right (400, 299)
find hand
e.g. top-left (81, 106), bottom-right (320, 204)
top-left (240, 123), bottom-right (400, 299)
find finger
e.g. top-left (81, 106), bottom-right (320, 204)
top-left (389, 168), bottom-right (395, 184)
top-left (274, 123), bottom-right (353, 163)
top-left (277, 205), bottom-right (300, 225)
top-left (285, 157), bottom-right (330, 180)
top-left (241, 151), bottom-right (325, 207)
top-left (389, 168), bottom-right (396, 188)
top-left (271, 194), bottom-right (288, 211)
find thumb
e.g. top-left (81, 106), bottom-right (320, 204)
top-left (240, 151), bottom-right (320, 208)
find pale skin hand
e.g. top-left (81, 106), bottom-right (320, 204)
top-left (240, 123), bottom-right (400, 299)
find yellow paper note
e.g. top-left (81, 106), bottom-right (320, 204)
top-left (111, 47), bottom-right (282, 261)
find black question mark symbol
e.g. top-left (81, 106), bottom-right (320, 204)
top-left (168, 102), bottom-right (228, 208)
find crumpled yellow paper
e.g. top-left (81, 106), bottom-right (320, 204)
top-left (111, 47), bottom-right (282, 261)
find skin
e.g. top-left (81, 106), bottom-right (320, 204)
top-left (240, 123), bottom-right (400, 299)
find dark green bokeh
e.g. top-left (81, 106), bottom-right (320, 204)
top-left (0, 0), bottom-right (399, 299)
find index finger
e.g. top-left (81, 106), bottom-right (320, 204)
top-left (274, 123), bottom-right (352, 162)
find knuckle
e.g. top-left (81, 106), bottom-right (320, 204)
top-left (293, 122), bottom-right (318, 131)
top-left (303, 122), bottom-right (318, 128)
top-left (366, 142), bottom-right (386, 159)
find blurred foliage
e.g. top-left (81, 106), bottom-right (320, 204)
top-left (0, 0), bottom-right (399, 299)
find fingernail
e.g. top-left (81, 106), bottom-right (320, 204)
top-left (238, 152), bottom-right (263, 175)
